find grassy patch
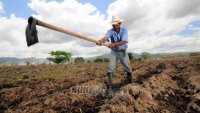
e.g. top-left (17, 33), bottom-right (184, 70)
top-left (0, 76), bottom-right (22, 85)
top-left (39, 70), bottom-right (70, 79)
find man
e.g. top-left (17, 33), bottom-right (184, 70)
top-left (97, 16), bottom-right (133, 95)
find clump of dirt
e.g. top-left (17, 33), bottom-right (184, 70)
top-left (0, 57), bottom-right (200, 113)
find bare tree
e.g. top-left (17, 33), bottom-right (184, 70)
top-left (24, 57), bottom-right (36, 65)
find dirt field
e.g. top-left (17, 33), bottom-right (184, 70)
top-left (0, 57), bottom-right (200, 113)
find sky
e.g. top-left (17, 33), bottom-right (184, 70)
top-left (0, 0), bottom-right (200, 58)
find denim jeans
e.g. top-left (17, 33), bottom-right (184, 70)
top-left (107, 50), bottom-right (132, 74)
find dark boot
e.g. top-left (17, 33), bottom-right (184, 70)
top-left (106, 73), bottom-right (113, 96)
top-left (126, 72), bottom-right (132, 84)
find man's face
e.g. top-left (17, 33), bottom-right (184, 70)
top-left (113, 22), bottom-right (121, 29)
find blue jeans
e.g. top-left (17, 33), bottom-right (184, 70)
top-left (107, 50), bottom-right (132, 74)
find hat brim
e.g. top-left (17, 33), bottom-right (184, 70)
top-left (111, 19), bottom-right (124, 25)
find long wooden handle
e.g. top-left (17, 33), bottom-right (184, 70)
top-left (36, 19), bottom-right (108, 47)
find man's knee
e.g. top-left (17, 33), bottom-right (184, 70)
top-left (107, 66), bottom-right (116, 74)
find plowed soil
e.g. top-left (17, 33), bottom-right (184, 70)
top-left (0, 57), bottom-right (200, 113)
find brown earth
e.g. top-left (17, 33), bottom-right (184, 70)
top-left (0, 57), bottom-right (200, 113)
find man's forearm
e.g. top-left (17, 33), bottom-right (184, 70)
top-left (113, 40), bottom-right (126, 47)
top-left (100, 37), bottom-right (108, 43)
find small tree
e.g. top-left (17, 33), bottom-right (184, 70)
top-left (87, 60), bottom-right (91, 63)
top-left (74, 57), bottom-right (85, 63)
top-left (103, 58), bottom-right (109, 62)
top-left (128, 52), bottom-right (136, 61)
top-left (47, 51), bottom-right (72, 64)
top-left (141, 52), bottom-right (152, 60)
top-left (94, 58), bottom-right (103, 63)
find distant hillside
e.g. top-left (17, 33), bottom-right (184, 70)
top-left (0, 52), bottom-right (199, 65)
top-left (85, 54), bottom-right (110, 61)
top-left (85, 52), bottom-right (199, 61)
top-left (152, 52), bottom-right (191, 58)
top-left (132, 53), bottom-right (141, 59)
top-left (0, 57), bottom-right (22, 64)
top-left (0, 57), bottom-right (49, 65)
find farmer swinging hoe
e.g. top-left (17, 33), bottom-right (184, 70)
top-left (25, 16), bottom-right (133, 96)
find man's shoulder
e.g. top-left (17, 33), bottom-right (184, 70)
top-left (121, 27), bottom-right (127, 32)
top-left (107, 28), bottom-right (113, 32)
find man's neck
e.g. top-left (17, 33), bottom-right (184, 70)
top-left (114, 28), bottom-right (120, 34)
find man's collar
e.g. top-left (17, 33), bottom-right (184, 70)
top-left (112, 27), bottom-right (123, 34)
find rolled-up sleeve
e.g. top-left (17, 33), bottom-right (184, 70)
top-left (121, 28), bottom-right (128, 43)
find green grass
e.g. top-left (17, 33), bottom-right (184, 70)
top-left (1, 76), bottom-right (22, 85)
top-left (39, 70), bottom-right (70, 79)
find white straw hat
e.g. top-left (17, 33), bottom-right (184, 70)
top-left (111, 15), bottom-right (124, 25)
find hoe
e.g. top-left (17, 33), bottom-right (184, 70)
top-left (25, 16), bottom-right (108, 47)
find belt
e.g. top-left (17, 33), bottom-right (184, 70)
top-left (112, 49), bottom-right (126, 52)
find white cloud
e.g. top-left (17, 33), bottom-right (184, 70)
top-left (167, 0), bottom-right (200, 18)
top-left (28, 0), bottom-right (109, 45)
top-left (107, 0), bottom-right (200, 53)
top-left (0, 0), bottom-right (200, 58)
top-left (0, 0), bottom-right (110, 58)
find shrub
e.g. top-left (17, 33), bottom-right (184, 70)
top-left (47, 51), bottom-right (72, 64)
top-left (74, 57), bottom-right (85, 63)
